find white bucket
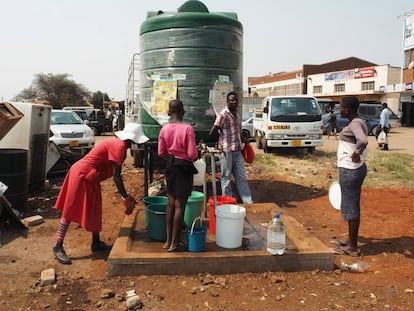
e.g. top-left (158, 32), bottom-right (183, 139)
top-left (193, 158), bottom-right (206, 186)
top-left (215, 204), bottom-right (246, 248)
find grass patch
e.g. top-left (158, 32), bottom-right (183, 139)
top-left (365, 153), bottom-right (414, 188)
top-left (251, 148), bottom-right (414, 190)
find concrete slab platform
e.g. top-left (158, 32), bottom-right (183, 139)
top-left (107, 203), bottom-right (335, 276)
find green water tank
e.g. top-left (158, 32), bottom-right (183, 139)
top-left (139, 0), bottom-right (243, 142)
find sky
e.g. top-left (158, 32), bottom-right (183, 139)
top-left (1, 0), bottom-right (413, 102)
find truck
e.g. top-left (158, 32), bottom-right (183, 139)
top-left (253, 96), bottom-right (323, 153)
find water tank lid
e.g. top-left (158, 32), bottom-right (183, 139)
top-left (141, 1), bottom-right (242, 34)
top-left (178, 0), bottom-right (209, 13)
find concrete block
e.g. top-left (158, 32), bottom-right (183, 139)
top-left (22, 215), bottom-right (44, 226)
top-left (40, 268), bottom-right (56, 286)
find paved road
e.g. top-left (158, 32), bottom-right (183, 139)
top-left (319, 126), bottom-right (414, 156)
top-left (97, 127), bottom-right (414, 156)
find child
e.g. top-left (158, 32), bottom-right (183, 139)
top-left (158, 100), bottom-right (199, 252)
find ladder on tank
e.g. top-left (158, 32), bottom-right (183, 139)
top-left (126, 52), bottom-right (140, 125)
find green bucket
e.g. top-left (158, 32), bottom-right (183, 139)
top-left (146, 204), bottom-right (167, 241)
top-left (143, 196), bottom-right (168, 226)
top-left (184, 191), bottom-right (204, 227)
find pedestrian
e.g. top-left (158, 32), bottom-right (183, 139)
top-left (52, 123), bottom-right (149, 264)
top-left (158, 99), bottom-right (199, 252)
top-left (209, 91), bottom-right (253, 204)
top-left (333, 96), bottom-right (368, 257)
top-left (375, 102), bottom-right (390, 150)
top-left (398, 108), bottom-right (405, 126)
top-left (327, 108), bottom-right (337, 139)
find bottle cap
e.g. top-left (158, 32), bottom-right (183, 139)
top-left (274, 212), bottom-right (283, 218)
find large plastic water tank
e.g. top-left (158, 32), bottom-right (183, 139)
top-left (139, 0), bottom-right (243, 142)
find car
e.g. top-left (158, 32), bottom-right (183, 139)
top-left (49, 110), bottom-right (95, 155)
top-left (63, 107), bottom-right (106, 135)
top-left (242, 116), bottom-right (254, 141)
top-left (358, 103), bottom-right (400, 130)
top-left (322, 111), bottom-right (379, 136)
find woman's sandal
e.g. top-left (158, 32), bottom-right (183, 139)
top-left (167, 245), bottom-right (177, 252)
top-left (330, 239), bottom-right (348, 247)
top-left (333, 245), bottom-right (361, 257)
top-left (162, 243), bottom-right (170, 249)
top-left (167, 242), bottom-right (186, 252)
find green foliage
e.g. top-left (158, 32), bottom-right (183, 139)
top-left (91, 91), bottom-right (110, 109)
top-left (15, 73), bottom-right (90, 109)
top-left (14, 86), bottom-right (37, 101)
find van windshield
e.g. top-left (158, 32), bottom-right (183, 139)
top-left (270, 97), bottom-right (321, 122)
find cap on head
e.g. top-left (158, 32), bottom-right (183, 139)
top-left (115, 123), bottom-right (149, 144)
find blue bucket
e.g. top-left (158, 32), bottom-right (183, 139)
top-left (186, 217), bottom-right (207, 252)
top-left (146, 204), bottom-right (167, 241)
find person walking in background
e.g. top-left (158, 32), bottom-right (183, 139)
top-left (158, 99), bottom-right (199, 252)
top-left (376, 102), bottom-right (390, 150)
top-left (209, 91), bottom-right (253, 204)
top-left (333, 96), bottom-right (368, 257)
top-left (327, 108), bottom-right (338, 139)
top-left (52, 123), bottom-right (149, 264)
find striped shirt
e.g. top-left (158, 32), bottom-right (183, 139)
top-left (214, 107), bottom-right (242, 152)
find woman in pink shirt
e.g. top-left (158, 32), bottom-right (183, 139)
top-left (158, 100), bottom-right (199, 252)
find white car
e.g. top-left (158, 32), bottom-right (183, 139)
top-left (49, 110), bottom-right (95, 155)
top-left (242, 116), bottom-right (254, 142)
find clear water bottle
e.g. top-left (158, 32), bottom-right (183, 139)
top-left (339, 259), bottom-right (371, 272)
top-left (267, 213), bottom-right (285, 255)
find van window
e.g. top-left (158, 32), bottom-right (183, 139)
top-left (358, 104), bottom-right (381, 119)
top-left (269, 97), bottom-right (321, 122)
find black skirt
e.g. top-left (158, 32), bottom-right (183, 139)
top-left (165, 155), bottom-right (197, 197)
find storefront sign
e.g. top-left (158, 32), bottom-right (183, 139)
top-left (354, 67), bottom-right (375, 79)
top-left (324, 70), bottom-right (354, 81)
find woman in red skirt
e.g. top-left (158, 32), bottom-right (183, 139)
top-left (52, 123), bottom-right (149, 264)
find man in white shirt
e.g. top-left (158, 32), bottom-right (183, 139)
top-left (376, 103), bottom-right (390, 150)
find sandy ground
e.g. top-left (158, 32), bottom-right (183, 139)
top-left (320, 126), bottom-right (414, 155)
top-left (0, 126), bottom-right (413, 310)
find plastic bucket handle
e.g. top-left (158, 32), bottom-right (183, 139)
top-left (190, 216), bottom-right (203, 235)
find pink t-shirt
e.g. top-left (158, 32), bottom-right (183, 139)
top-left (158, 122), bottom-right (198, 161)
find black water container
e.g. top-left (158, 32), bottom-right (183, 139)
top-left (0, 149), bottom-right (28, 212)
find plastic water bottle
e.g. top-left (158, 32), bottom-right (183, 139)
top-left (267, 213), bottom-right (285, 255)
top-left (339, 259), bottom-right (371, 272)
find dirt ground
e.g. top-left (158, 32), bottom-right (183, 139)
top-left (1, 131), bottom-right (413, 311)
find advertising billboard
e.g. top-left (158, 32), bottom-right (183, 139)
top-left (404, 15), bottom-right (414, 49)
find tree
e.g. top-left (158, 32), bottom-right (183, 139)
top-left (15, 86), bottom-right (37, 101)
top-left (90, 91), bottom-right (110, 109)
top-left (15, 73), bottom-right (90, 109)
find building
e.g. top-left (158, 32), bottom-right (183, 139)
top-left (400, 14), bottom-right (414, 126)
top-left (306, 63), bottom-right (401, 113)
top-left (247, 57), bottom-right (404, 120)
